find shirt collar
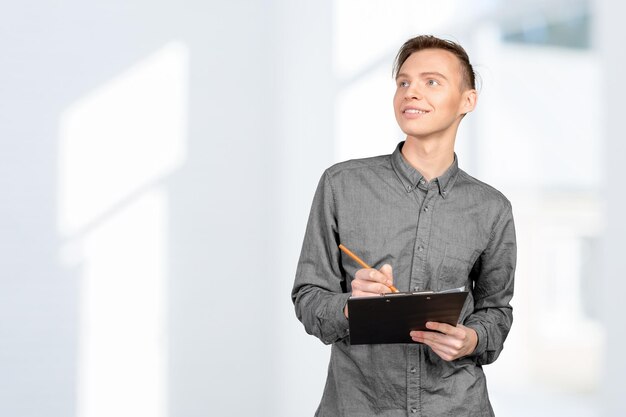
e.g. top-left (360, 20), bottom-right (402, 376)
top-left (391, 141), bottom-right (459, 198)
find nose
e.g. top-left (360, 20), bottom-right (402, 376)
top-left (404, 84), bottom-right (423, 100)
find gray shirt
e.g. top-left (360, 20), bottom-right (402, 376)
top-left (292, 142), bottom-right (516, 417)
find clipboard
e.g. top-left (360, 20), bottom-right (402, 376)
top-left (347, 291), bottom-right (469, 345)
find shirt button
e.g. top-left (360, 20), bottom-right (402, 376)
top-left (423, 206), bottom-right (429, 212)
top-left (419, 179), bottom-right (425, 185)
top-left (411, 408), bottom-right (417, 413)
top-left (417, 246), bottom-right (424, 252)
top-left (407, 185), bottom-right (413, 191)
top-left (410, 367), bottom-right (416, 373)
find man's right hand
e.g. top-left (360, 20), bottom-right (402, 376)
top-left (344, 264), bottom-right (394, 318)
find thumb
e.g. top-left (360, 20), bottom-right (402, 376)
top-left (380, 264), bottom-right (394, 283)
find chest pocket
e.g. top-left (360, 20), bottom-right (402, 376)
top-left (435, 243), bottom-right (480, 291)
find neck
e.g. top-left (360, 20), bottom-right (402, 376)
top-left (401, 136), bottom-right (455, 181)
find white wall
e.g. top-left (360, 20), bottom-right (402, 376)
top-left (597, 1), bottom-right (626, 416)
top-left (0, 1), bottom-right (333, 416)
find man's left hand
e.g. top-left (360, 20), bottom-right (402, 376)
top-left (410, 322), bottom-right (478, 362)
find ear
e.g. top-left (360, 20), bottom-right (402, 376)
top-left (459, 89), bottom-right (477, 115)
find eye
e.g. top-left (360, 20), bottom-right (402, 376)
top-left (427, 79), bottom-right (440, 86)
top-left (398, 80), bottom-right (409, 88)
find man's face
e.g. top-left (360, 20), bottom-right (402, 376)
top-left (393, 48), bottom-right (475, 141)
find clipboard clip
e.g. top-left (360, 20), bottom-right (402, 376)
top-left (380, 292), bottom-right (412, 297)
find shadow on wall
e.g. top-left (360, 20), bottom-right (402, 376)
top-left (0, 1), bottom-right (282, 416)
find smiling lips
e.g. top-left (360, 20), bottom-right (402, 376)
top-left (402, 107), bottom-right (430, 117)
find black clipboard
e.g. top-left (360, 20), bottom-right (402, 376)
top-left (347, 291), bottom-right (469, 345)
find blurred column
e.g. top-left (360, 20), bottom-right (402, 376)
top-left (269, 1), bottom-right (335, 417)
top-left (166, 2), bottom-right (278, 416)
top-left (596, 1), bottom-right (626, 416)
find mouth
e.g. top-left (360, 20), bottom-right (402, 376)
top-left (402, 108), bottom-right (429, 114)
top-left (401, 107), bottom-right (430, 119)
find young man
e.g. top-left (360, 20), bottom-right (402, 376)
top-left (292, 35), bottom-right (516, 417)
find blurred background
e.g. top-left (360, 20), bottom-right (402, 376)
top-left (1, 0), bottom-right (624, 416)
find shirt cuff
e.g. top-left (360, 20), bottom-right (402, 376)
top-left (466, 321), bottom-right (488, 358)
top-left (326, 293), bottom-right (351, 343)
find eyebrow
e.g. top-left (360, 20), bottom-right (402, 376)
top-left (396, 71), bottom-right (449, 81)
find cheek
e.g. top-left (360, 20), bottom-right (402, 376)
top-left (439, 94), bottom-right (463, 112)
top-left (392, 93), bottom-right (403, 111)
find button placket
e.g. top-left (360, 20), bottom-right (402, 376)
top-left (407, 345), bottom-right (420, 415)
top-left (409, 188), bottom-right (435, 293)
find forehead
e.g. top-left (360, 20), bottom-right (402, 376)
top-left (398, 48), bottom-right (462, 79)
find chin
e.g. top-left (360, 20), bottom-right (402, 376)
top-left (397, 121), bottom-right (432, 135)
top-left (401, 128), bottom-right (434, 139)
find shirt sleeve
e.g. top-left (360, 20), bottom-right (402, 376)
top-left (464, 202), bottom-right (516, 365)
top-left (291, 171), bottom-right (351, 345)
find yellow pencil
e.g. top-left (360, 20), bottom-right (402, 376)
top-left (338, 244), bottom-right (399, 293)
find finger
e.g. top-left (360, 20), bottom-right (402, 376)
top-left (355, 267), bottom-right (393, 287)
top-left (411, 330), bottom-right (463, 352)
top-left (354, 268), bottom-right (373, 281)
top-left (351, 277), bottom-right (392, 295)
top-left (354, 268), bottom-right (382, 283)
top-left (410, 331), bottom-right (425, 343)
top-left (410, 330), bottom-right (444, 345)
top-left (379, 264), bottom-right (393, 282)
top-left (425, 321), bottom-right (462, 337)
top-left (370, 267), bottom-right (394, 287)
top-left (418, 335), bottom-right (462, 360)
top-left (410, 331), bottom-right (446, 351)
